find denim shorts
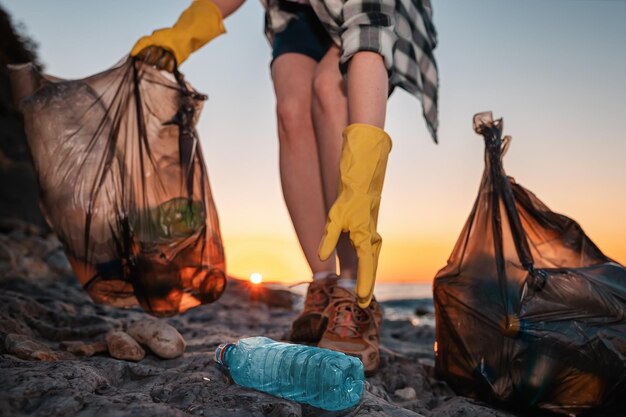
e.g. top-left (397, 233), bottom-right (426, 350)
top-left (271, 3), bottom-right (333, 63)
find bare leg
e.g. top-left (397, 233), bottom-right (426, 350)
top-left (311, 46), bottom-right (358, 279)
top-left (346, 51), bottom-right (388, 127)
top-left (271, 54), bottom-right (336, 274)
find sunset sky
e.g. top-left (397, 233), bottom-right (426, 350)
top-left (4, 0), bottom-right (625, 284)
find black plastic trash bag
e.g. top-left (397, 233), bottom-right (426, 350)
top-left (433, 112), bottom-right (626, 415)
top-left (8, 57), bottom-right (226, 316)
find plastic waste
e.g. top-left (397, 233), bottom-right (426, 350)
top-left (215, 336), bottom-right (365, 411)
top-left (433, 112), bottom-right (626, 415)
top-left (8, 57), bottom-right (226, 316)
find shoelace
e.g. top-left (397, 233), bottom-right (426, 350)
top-left (329, 301), bottom-right (371, 338)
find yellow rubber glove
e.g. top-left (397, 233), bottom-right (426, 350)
top-left (318, 124), bottom-right (392, 308)
top-left (131, 0), bottom-right (225, 70)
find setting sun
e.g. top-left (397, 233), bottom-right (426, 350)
top-left (250, 273), bottom-right (263, 285)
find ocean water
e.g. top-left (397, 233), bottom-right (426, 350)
top-left (287, 282), bottom-right (432, 301)
top-left (370, 283), bottom-right (432, 301)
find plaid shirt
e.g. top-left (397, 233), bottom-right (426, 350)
top-left (260, 0), bottom-right (439, 142)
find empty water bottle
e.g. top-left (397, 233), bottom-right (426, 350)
top-left (215, 336), bottom-right (365, 411)
top-left (134, 197), bottom-right (205, 242)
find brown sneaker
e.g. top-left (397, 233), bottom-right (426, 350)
top-left (289, 275), bottom-right (339, 343)
top-left (317, 285), bottom-right (383, 373)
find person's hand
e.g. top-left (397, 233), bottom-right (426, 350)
top-left (134, 46), bottom-right (177, 72)
top-left (318, 124), bottom-right (392, 308)
top-left (130, 0), bottom-right (226, 71)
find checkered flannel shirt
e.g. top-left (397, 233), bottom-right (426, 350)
top-left (259, 0), bottom-right (439, 142)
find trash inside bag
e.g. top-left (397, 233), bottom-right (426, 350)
top-left (433, 112), bottom-right (626, 415)
top-left (8, 57), bottom-right (226, 316)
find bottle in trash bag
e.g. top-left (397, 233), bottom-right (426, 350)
top-left (215, 336), bottom-right (365, 411)
top-left (134, 197), bottom-right (205, 242)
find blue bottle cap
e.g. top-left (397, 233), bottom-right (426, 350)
top-left (215, 343), bottom-right (235, 365)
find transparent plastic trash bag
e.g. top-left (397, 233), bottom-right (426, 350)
top-left (433, 112), bottom-right (626, 415)
top-left (9, 57), bottom-right (226, 316)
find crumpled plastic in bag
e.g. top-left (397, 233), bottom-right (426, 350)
top-left (434, 112), bottom-right (626, 415)
top-left (9, 57), bottom-right (226, 316)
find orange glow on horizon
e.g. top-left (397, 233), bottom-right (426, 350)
top-left (223, 234), bottom-right (456, 284)
top-left (222, 231), bottom-right (626, 286)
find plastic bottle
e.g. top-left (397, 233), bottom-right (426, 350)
top-left (134, 197), bottom-right (205, 242)
top-left (215, 336), bottom-right (365, 411)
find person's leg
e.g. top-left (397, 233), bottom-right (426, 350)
top-left (311, 46), bottom-right (358, 281)
top-left (271, 53), bottom-right (336, 275)
top-left (311, 47), bottom-right (389, 290)
top-left (346, 51), bottom-right (388, 127)
top-left (317, 31), bottom-right (393, 374)
top-left (319, 15), bottom-right (395, 307)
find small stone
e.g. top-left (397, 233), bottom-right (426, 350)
top-left (127, 319), bottom-right (186, 359)
top-left (105, 331), bottom-right (145, 361)
top-left (415, 307), bottom-right (432, 316)
top-left (18, 256), bottom-right (50, 279)
top-left (46, 249), bottom-right (72, 275)
top-left (61, 340), bottom-right (108, 357)
top-left (5, 333), bottom-right (59, 361)
top-left (418, 357), bottom-right (436, 372)
top-left (394, 387), bottom-right (417, 401)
